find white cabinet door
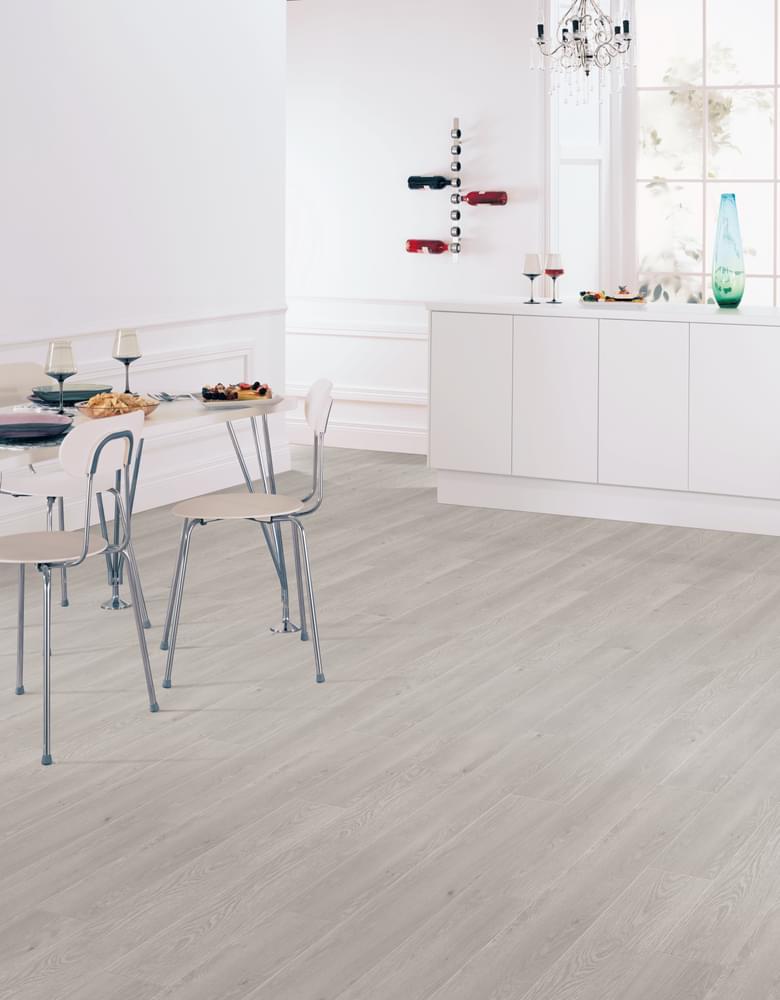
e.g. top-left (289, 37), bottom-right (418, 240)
top-left (690, 323), bottom-right (780, 499)
top-left (513, 315), bottom-right (598, 482)
top-left (429, 311), bottom-right (513, 474)
top-left (599, 320), bottom-right (689, 490)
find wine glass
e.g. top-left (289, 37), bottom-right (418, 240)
top-left (545, 253), bottom-right (565, 304)
top-left (523, 253), bottom-right (542, 304)
top-left (113, 329), bottom-right (142, 394)
top-left (45, 340), bottom-right (77, 415)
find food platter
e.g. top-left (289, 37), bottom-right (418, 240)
top-left (191, 393), bottom-right (283, 411)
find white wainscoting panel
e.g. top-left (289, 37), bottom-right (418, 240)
top-left (286, 297), bottom-right (429, 455)
top-left (0, 310), bottom-right (289, 535)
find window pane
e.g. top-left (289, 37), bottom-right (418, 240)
top-left (637, 181), bottom-right (704, 273)
top-left (558, 163), bottom-right (600, 294)
top-left (637, 0), bottom-right (703, 87)
top-left (707, 0), bottom-right (775, 86)
top-left (556, 93), bottom-right (600, 149)
top-left (707, 89), bottom-right (774, 179)
top-left (638, 90), bottom-right (703, 179)
top-left (706, 183), bottom-right (774, 273)
top-left (638, 273), bottom-right (705, 304)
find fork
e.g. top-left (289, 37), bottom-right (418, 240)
top-left (148, 392), bottom-right (190, 402)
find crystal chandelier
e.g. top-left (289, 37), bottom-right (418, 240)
top-left (534, 1), bottom-right (634, 95)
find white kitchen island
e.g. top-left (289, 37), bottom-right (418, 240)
top-left (427, 300), bottom-right (780, 535)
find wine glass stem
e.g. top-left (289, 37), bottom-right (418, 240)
top-left (552, 276), bottom-right (558, 302)
top-left (124, 361), bottom-right (131, 394)
top-left (58, 378), bottom-right (64, 415)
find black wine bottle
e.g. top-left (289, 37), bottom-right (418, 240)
top-left (408, 175), bottom-right (455, 190)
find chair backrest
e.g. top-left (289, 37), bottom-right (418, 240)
top-left (0, 362), bottom-right (50, 407)
top-left (59, 411), bottom-right (144, 481)
top-left (305, 379), bottom-right (334, 436)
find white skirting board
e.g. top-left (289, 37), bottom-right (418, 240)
top-left (286, 411), bottom-right (427, 454)
top-left (437, 470), bottom-right (780, 537)
top-left (286, 298), bottom-right (429, 456)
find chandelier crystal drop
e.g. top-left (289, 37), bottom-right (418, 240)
top-left (532, 1), bottom-right (634, 102)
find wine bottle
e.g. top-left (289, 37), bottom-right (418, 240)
top-left (408, 175), bottom-right (456, 190)
top-left (405, 239), bottom-right (450, 254)
top-left (460, 190), bottom-right (508, 206)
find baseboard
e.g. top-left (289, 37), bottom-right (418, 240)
top-left (436, 469), bottom-right (780, 536)
top-left (287, 415), bottom-right (427, 455)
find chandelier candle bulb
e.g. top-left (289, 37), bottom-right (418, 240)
top-left (535, 0), bottom-right (635, 91)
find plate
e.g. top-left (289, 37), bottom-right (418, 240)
top-left (0, 413), bottom-right (72, 440)
top-left (31, 383), bottom-right (113, 405)
top-left (192, 392), bottom-right (282, 411)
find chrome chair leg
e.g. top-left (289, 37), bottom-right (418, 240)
top-left (163, 519), bottom-right (198, 689)
top-left (16, 565), bottom-right (25, 694)
top-left (41, 565), bottom-right (53, 765)
top-left (125, 540), bottom-right (151, 629)
top-left (269, 524), bottom-right (296, 634)
top-left (290, 518), bottom-right (324, 683)
top-left (161, 520), bottom-right (188, 651)
top-left (291, 522), bottom-right (309, 642)
top-left (57, 497), bottom-right (69, 608)
top-left (124, 549), bottom-right (159, 712)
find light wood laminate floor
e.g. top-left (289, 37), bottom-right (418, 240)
top-left (2, 447), bottom-right (780, 999)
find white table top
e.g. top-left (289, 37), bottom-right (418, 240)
top-left (0, 395), bottom-right (296, 469)
top-left (426, 298), bottom-right (780, 327)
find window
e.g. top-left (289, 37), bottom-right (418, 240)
top-left (636, 0), bottom-right (778, 304)
top-left (546, 1), bottom-right (633, 297)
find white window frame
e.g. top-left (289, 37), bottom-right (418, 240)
top-left (633, 1), bottom-right (779, 305)
top-left (544, 0), bottom-right (637, 293)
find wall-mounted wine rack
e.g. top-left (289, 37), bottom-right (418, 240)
top-left (405, 117), bottom-right (508, 256)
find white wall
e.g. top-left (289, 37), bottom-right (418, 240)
top-left (287, 0), bottom-right (545, 453)
top-left (0, 0), bottom-right (287, 531)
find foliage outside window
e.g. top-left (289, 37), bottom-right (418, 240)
top-left (636, 0), bottom-right (778, 305)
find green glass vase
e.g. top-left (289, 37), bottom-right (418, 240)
top-left (712, 193), bottom-right (745, 308)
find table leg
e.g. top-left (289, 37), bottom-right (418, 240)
top-left (226, 417), bottom-right (298, 633)
top-left (260, 414), bottom-right (298, 634)
top-left (101, 471), bottom-right (130, 611)
top-left (100, 440), bottom-right (148, 618)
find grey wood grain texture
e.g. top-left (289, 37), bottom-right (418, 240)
top-left (1, 447), bottom-right (779, 998)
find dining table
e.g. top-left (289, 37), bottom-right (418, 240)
top-left (0, 394), bottom-right (299, 631)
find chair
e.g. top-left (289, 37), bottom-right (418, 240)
top-left (0, 363), bottom-right (74, 608)
top-left (0, 412), bottom-right (159, 765)
top-left (0, 373), bottom-right (152, 627)
top-left (161, 379), bottom-right (333, 689)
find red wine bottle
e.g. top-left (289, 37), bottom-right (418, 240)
top-left (406, 239), bottom-right (450, 254)
top-left (408, 175), bottom-right (456, 190)
top-left (460, 190), bottom-right (508, 206)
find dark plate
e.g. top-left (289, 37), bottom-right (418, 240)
top-left (0, 414), bottom-right (72, 441)
top-left (0, 431), bottom-right (71, 448)
top-left (31, 383), bottom-right (112, 405)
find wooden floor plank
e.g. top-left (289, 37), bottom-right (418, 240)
top-left (2, 447), bottom-right (779, 999)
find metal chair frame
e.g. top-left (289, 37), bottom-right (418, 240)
top-left (14, 427), bottom-right (158, 765)
top-left (160, 394), bottom-right (332, 690)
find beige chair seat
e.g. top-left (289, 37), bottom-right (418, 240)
top-left (172, 491), bottom-right (305, 522)
top-left (0, 468), bottom-right (114, 499)
top-left (0, 530), bottom-right (107, 565)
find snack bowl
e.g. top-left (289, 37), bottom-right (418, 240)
top-left (76, 394), bottom-right (159, 420)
